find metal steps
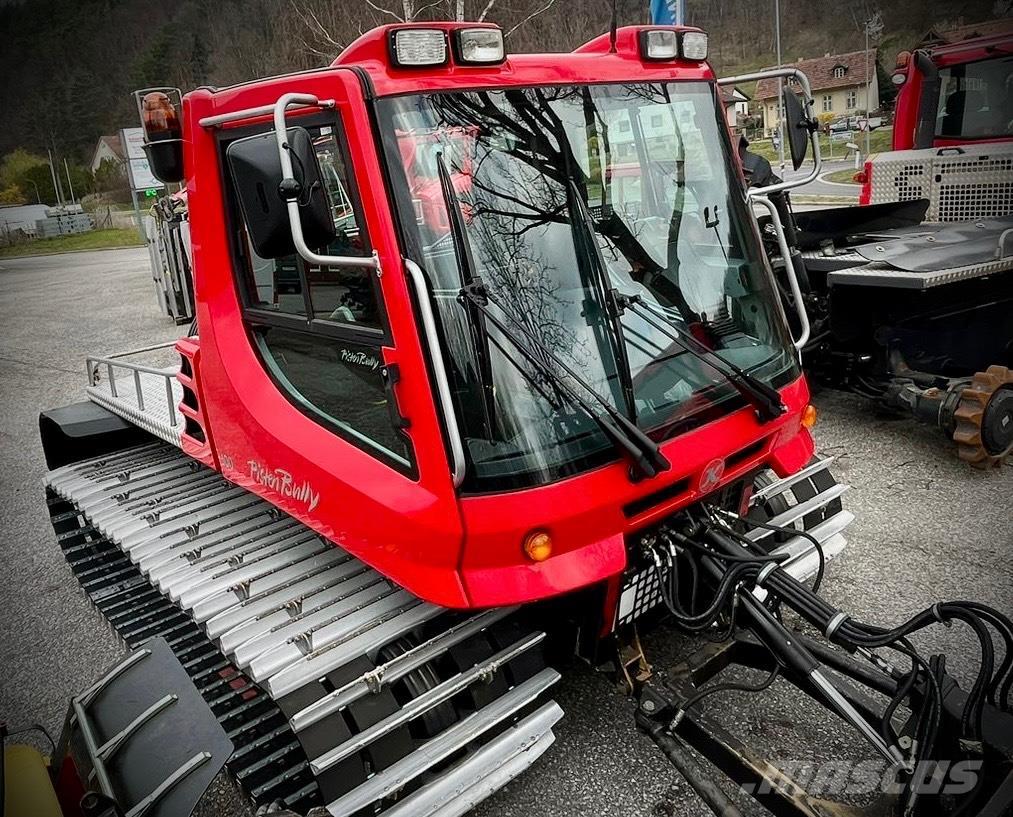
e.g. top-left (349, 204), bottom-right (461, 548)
top-left (45, 442), bottom-right (561, 816)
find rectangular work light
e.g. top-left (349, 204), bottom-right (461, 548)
top-left (455, 27), bottom-right (506, 65)
top-left (390, 28), bottom-right (449, 67)
top-left (680, 31), bottom-right (709, 60)
top-left (640, 29), bottom-right (679, 61)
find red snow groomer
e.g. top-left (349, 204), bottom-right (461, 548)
top-left (34, 22), bottom-right (1012, 817)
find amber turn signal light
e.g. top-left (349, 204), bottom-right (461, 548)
top-left (801, 404), bottom-right (818, 429)
top-left (522, 530), bottom-right (553, 562)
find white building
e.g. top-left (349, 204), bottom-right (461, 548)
top-left (90, 134), bottom-right (126, 175)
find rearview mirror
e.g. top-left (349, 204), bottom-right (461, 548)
top-left (226, 127), bottom-right (336, 259)
top-left (780, 86), bottom-right (810, 171)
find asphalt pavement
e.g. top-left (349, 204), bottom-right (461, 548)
top-left (782, 158), bottom-right (861, 200)
top-left (0, 247), bottom-right (1010, 817)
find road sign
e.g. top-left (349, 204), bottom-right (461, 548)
top-left (119, 128), bottom-right (165, 192)
top-left (830, 131), bottom-right (854, 142)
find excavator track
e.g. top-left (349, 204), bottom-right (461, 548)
top-left (45, 442), bottom-right (562, 817)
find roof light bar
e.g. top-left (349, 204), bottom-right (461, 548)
top-left (390, 28), bottom-right (448, 68)
top-left (637, 29), bottom-right (709, 62)
top-left (455, 27), bottom-right (505, 65)
top-left (681, 31), bottom-right (708, 61)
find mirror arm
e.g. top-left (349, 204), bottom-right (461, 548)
top-left (271, 92), bottom-right (381, 273)
top-left (718, 68), bottom-right (822, 197)
top-left (751, 195), bottom-right (811, 352)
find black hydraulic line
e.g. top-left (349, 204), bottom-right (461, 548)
top-left (637, 715), bottom-right (746, 817)
top-left (722, 538), bottom-right (997, 744)
top-left (651, 556), bottom-right (755, 632)
top-left (673, 533), bottom-right (787, 563)
top-left (672, 665), bottom-right (781, 727)
top-left (957, 602), bottom-right (1013, 709)
top-left (710, 505), bottom-right (827, 594)
top-left (661, 515), bottom-right (1009, 800)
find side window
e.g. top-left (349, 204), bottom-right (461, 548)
top-left (226, 118), bottom-right (413, 470)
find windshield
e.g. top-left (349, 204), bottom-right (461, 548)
top-left (935, 54), bottom-right (1013, 141)
top-left (378, 82), bottom-right (799, 491)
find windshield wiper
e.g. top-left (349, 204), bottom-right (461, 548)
top-left (621, 296), bottom-right (786, 423)
top-left (563, 182), bottom-right (781, 422)
top-left (436, 152), bottom-right (497, 439)
top-left (434, 152), bottom-right (669, 481)
top-left (566, 179), bottom-right (639, 421)
top-left (460, 282), bottom-right (670, 481)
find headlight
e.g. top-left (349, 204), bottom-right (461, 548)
top-left (640, 29), bottom-right (679, 61)
top-left (455, 27), bottom-right (505, 65)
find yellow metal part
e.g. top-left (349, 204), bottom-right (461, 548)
top-left (3, 743), bottom-right (63, 817)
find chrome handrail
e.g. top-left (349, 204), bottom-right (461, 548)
top-left (86, 355), bottom-right (178, 427)
top-left (751, 195), bottom-right (811, 351)
top-left (198, 98), bottom-right (335, 129)
top-left (271, 93), bottom-right (381, 273)
top-left (404, 258), bottom-right (466, 488)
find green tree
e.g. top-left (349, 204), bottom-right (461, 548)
top-left (94, 158), bottom-right (128, 194)
top-left (0, 149), bottom-right (47, 190)
top-left (21, 164), bottom-right (58, 206)
top-left (131, 27), bottom-right (176, 91)
top-left (0, 185), bottom-right (26, 205)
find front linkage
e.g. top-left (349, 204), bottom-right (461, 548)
top-left (630, 509), bottom-right (1013, 817)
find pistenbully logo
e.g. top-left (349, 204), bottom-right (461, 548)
top-left (340, 348), bottom-right (380, 371)
top-left (248, 460), bottom-right (320, 512)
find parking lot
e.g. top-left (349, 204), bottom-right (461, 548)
top-left (0, 247), bottom-right (1010, 816)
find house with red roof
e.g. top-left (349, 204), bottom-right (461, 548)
top-left (754, 49), bottom-right (878, 135)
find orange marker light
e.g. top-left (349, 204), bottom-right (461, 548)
top-left (522, 530), bottom-right (553, 562)
top-left (801, 404), bottom-right (818, 429)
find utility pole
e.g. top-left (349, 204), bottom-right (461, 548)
top-left (63, 158), bottom-right (76, 204)
top-left (47, 148), bottom-right (63, 208)
top-left (775, 0), bottom-right (786, 173)
top-left (863, 12), bottom-right (883, 160)
top-left (26, 180), bottom-right (41, 204)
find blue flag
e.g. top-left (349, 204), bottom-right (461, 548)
top-left (650, 0), bottom-right (680, 25)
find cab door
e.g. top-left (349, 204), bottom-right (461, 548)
top-left (184, 68), bottom-right (470, 607)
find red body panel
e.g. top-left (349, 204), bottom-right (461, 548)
top-left (459, 379), bottom-right (813, 606)
top-left (184, 71), bottom-right (470, 607)
top-left (177, 24), bottom-right (817, 611)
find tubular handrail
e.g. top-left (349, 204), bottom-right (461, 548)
top-left (271, 93), bottom-right (381, 272)
top-left (719, 67), bottom-right (823, 197)
top-left (86, 355), bottom-right (178, 427)
top-left (404, 258), bottom-right (466, 488)
top-left (198, 98), bottom-right (335, 129)
top-left (751, 195), bottom-right (811, 352)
